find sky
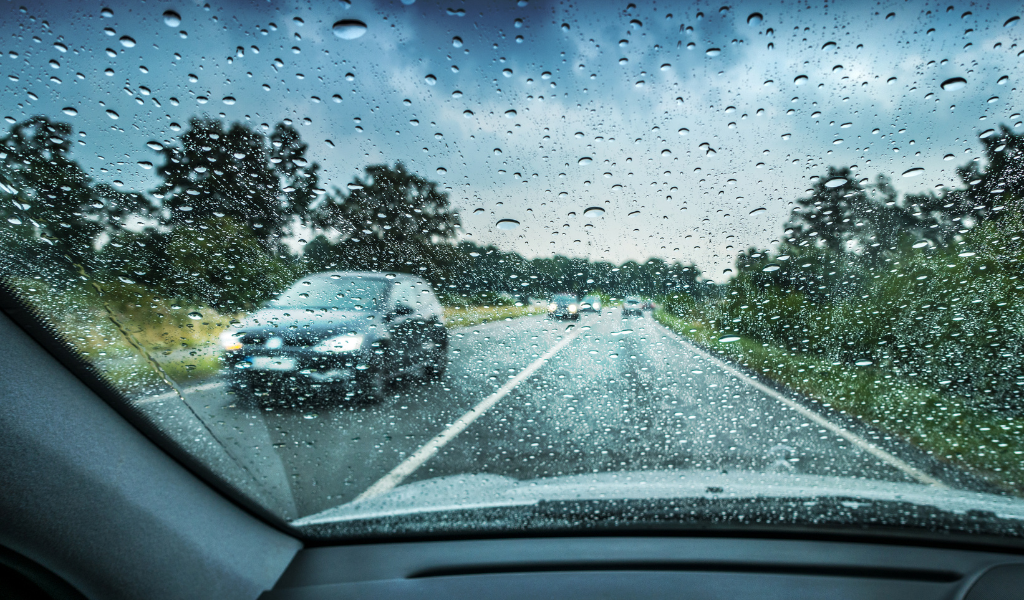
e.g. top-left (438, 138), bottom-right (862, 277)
top-left (1, 0), bottom-right (1022, 281)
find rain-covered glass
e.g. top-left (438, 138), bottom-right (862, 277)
top-left (2, 0), bottom-right (1024, 542)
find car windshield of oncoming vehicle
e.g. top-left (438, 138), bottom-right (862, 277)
top-left (2, 0), bottom-right (1024, 542)
top-left (268, 278), bottom-right (388, 311)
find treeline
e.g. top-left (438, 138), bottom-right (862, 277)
top-left (0, 114), bottom-right (711, 315)
top-left (666, 125), bottom-right (1024, 407)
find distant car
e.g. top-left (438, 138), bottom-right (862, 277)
top-left (580, 294), bottom-right (602, 314)
top-left (221, 272), bottom-right (448, 403)
top-left (622, 296), bottom-right (643, 317)
top-left (547, 294), bottom-right (580, 320)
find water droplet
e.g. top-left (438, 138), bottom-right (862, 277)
top-left (762, 264), bottom-right (780, 272)
top-left (660, 63), bottom-right (671, 71)
top-left (119, 36), bottom-right (136, 48)
top-left (794, 75), bottom-right (808, 85)
top-left (718, 335), bottom-right (741, 343)
top-left (424, 74), bottom-right (437, 85)
top-left (885, 12), bottom-right (895, 20)
top-left (1005, 16), bottom-right (1020, 28)
top-left (627, 210), bottom-right (640, 218)
top-left (678, 128), bottom-right (689, 135)
top-left (705, 48), bottom-right (721, 56)
top-left (987, 96), bottom-right (999, 103)
top-left (504, 110), bottom-right (517, 118)
top-left (583, 206), bottom-right (605, 217)
top-left (980, 129), bottom-right (996, 138)
top-left (222, 96), bottom-right (236, 105)
top-left (138, 161), bottom-right (153, 169)
top-left (940, 77), bottom-right (966, 91)
top-left (452, 36), bottom-right (463, 48)
top-left (578, 157), bottom-right (593, 165)
top-left (187, 311), bottom-right (203, 320)
top-left (61, 107), bottom-right (78, 116)
top-left (902, 167), bottom-right (924, 177)
top-left (998, 76), bottom-right (1009, 85)
top-left (163, 10), bottom-right (181, 27)
top-left (502, 68), bottom-right (513, 77)
top-left (912, 241), bottom-right (929, 249)
top-left (493, 148), bottom-right (502, 155)
top-left (106, 110), bottom-right (119, 120)
top-left (747, 12), bottom-right (763, 25)
top-left (473, 208), bottom-right (484, 214)
top-left (332, 20), bottom-right (367, 40)
top-left (496, 219), bottom-right (520, 230)
top-left (749, 207), bottom-right (766, 215)
top-left (436, 167), bottom-right (447, 174)
top-left (887, 77), bottom-right (897, 85)
top-left (561, 22), bottom-right (570, 31)
top-left (854, 359), bottom-right (873, 366)
top-left (824, 177), bottom-right (846, 188)
top-left (451, 90), bottom-right (462, 98)
top-left (463, 110), bottom-right (474, 118)
top-left (629, 19), bottom-right (642, 29)
top-left (822, 41), bottom-right (836, 51)
top-left (100, 7), bottom-right (113, 18)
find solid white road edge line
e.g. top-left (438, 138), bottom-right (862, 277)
top-left (655, 321), bottom-right (948, 489)
top-left (353, 326), bottom-right (584, 503)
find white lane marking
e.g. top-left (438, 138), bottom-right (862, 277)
top-left (134, 380), bottom-right (226, 403)
top-left (354, 326), bottom-right (584, 502)
top-left (656, 323), bottom-right (947, 488)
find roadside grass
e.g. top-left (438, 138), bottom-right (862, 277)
top-left (656, 309), bottom-right (1024, 495)
top-left (444, 304), bottom-right (545, 327)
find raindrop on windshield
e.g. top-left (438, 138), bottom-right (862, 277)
top-left (332, 20), bottom-right (367, 40)
top-left (794, 75), bottom-right (808, 85)
top-left (424, 74), bottom-right (437, 85)
top-left (718, 335), bottom-right (741, 343)
top-left (187, 312), bottom-right (203, 320)
top-left (902, 167), bottom-right (924, 177)
top-left (578, 157), bottom-right (593, 165)
top-left (854, 359), bottom-right (874, 366)
top-left (119, 36), bottom-right (136, 48)
top-left (61, 107), bottom-right (77, 116)
top-left (583, 206), bottom-right (605, 217)
top-left (106, 110), bottom-right (119, 120)
top-left (505, 110), bottom-right (517, 118)
top-left (940, 77), bottom-right (966, 91)
top-left (749, 207), bottom-right (766, 215)
top-left (163, 10), bottom-right (181, 27)
top-left (452, 36), bottom-right (463, 48)
top-left (222, 96), bottom-right (236, 105)
top-left (496, 219), bottom-right (520, 230)
top-left (706, 48), bottom-right (721, 56)
top-left (747, 12), bottom-right (763, 25)
top-left (824, 177), bottom-right (846, 188)
top-left (1005, 16), bottom-right (1020, 28)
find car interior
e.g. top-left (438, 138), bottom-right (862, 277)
top-left (3, 0), bottom-right (1024, 598)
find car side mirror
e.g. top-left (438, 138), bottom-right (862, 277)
top-left (394, 304), bottom-right (414, 316)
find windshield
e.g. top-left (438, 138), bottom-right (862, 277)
top-left (2, 0), bottom-right (1024, 543)
top-left (267, 277), bottom-right (387, 311)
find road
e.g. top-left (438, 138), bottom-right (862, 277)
top-left (135, 310), bottom-right (947, 520)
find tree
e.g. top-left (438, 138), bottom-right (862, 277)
top-left (152, 118), bottom-right (291, 251)
top-left (0, 116), bottom-right (145, 267)
top-left (314, 162), bottom-right (461, 271)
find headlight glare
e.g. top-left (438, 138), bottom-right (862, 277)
top-left (568, 304), bottom-right (578, 313)
top-left (314, 334), bottom-right (364, 353)
top-left (219, 330), bottom-right (242, 351)
top-left (548, 302), bottom-right (558, 311)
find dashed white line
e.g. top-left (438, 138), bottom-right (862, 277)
top-left (353, 326), bottom-right (584, 502)
top-left (656, 322), bottom-right (947, 489)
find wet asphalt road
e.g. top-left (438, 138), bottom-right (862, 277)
top-left (138, 310), bottom-right (924, 519)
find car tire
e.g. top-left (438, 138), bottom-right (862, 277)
top-left (358, 371), bottom-right (386, 404)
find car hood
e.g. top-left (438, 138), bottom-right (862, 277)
top-left (293, 470), bottom-right (1024, 533)
top-left (236, 308), bottom-right (382, 345)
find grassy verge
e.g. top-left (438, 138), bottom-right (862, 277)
top-left (443, 304), bottom-right (545, 328)
top-left (655, 309), bottom-right (1024, 495)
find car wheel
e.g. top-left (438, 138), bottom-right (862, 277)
top-left (358, 371), bottom-right (386, 404)
top-left (425, 352), bottom-right (447, 380)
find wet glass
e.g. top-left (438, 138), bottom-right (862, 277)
top-left (1, 0), bottom-right (1024, 542)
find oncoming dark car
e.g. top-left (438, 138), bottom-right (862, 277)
top-left (622, 296), bottom-right (643, 317)
top-left (547, 294), bottom-right (580, 320)
top-left (220, 272), bottom-right (447, 403)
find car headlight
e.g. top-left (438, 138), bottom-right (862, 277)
top-left (548, 302), bottom-right (558, 311)
top-left (219, 330), bottom-right (242, 351)
top-left (314, 334), bottom-right (364, 353)
top-left (568, 304), bottom-right (578, 313)
top-left (593, 302), bottom-right (601, 310)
